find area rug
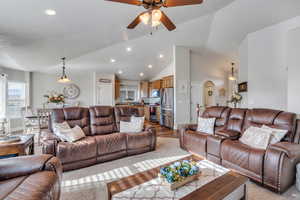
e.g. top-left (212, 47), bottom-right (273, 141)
top-left (59, 137), bottom-right (300, 200)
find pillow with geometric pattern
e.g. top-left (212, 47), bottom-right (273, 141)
top-left (197, 117), bottom-right (216, 134)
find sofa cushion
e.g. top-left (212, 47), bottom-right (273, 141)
top-left (243, 109), bottom-right (296, 142)
top-left (56, 136), bottom-right (97, 164)
top-left (202, 106), bottom-right (230, 130)
top-left (95, 133), bottom-right (127, 155)
top-left (89, 106), bottom-right (116, 135)
top-left (221, 140), bottom-right (265, 178)
top-left (50, 107), bottom-right (90, 136)
top-left (114, 106), bottom-right (144, 131)
top-left (0, 171), bottom-right (59, 200)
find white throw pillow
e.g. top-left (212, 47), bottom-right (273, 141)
top-left (261, 125), bottom-right (288, 144)
top-left (239, 126), bottom-right (273, 150)
top-left (120, 117), bottom-right (144, 133)
top-left (67, 125), bottom-right (86, 142)
top-left (197, 117), bottom-right (216, 134)
top-left (53, 122), bottom-right (85, 143)
top-left (131, 116), bottom-right (145, 131)
top-left (52, 122), bottom-right (71, 142)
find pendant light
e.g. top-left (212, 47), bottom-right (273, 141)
top-left (229, 62), bottom-right (236, 81)
top-left (58, 57), bottom-right (71, 83)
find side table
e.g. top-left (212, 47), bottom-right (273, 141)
top-left (0, 134), bottom-right (34, 158)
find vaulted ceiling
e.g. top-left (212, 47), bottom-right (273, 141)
top-left (0, 0), bottom-right (300, 80)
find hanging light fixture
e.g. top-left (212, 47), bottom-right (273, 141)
top-left (58, 57), bottom-right (71, 83)
top-left (229, 62), bottom-right (236, 81)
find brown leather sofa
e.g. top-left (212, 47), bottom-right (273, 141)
top-left (0, 154), bottom-right (62, 200)
top-left (42, 106), bottom-right (156, 171)
top-left (180, 107), bottom-right (300, 193)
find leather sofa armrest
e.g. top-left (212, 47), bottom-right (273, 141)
top-left (41, 129), bottom-right (60, 156)
top-left (268, 142), bottom-right (300, 159)
top-left (215, 129), bottom-right (240, 140)
top-left (0, 154), bottom-right (62, 181)
top-left (145, 125), bottom-right (157, 151)
top-left (264, 142), bottom-right (300, 193)
top-left (179, 124), bottom-right (198, 131)
top-left (178, 124), bottom-right (197, 150)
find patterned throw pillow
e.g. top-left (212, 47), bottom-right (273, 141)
top-left (68, 126), bottom-right (86, 142)
top-left (261, 125), bottom-right (288, 144)
top-left (239, 126), bottom-right (273, 149)
top-left (53, 122), bottom-right (85, 142)
top-left (196, 117), bottom-right (216, 134)
top-left (52, 122), bottom-right (71, 141)
top-left (131, 116), bottom-right (145, 131)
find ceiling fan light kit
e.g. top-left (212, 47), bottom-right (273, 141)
top-left (106, 0), bottom-right (204, 31)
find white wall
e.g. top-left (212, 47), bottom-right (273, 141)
top-left (190, 51), bottom-right (229, 113)
top-left (238, 16), bottom-right (300, 111)
top-left (174, 46), bottom-right (191, 128)
top-left (32, 72), bottom-right (94, 108)
top-left (287, 27), bottom-right (300, 114)
top-left (238, 38), bottom-right (248, 108)
top-left (150, 62), bottom-right (174, 81)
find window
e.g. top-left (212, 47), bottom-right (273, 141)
top-left (119, 86), bottom-right (138, 102)
top-left (0, 75), bottom-right (7, 118)
top-left (7, 82), bottom-right (26, 118)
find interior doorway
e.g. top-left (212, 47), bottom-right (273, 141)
top-left (203, 81), bottom-right (216, 108)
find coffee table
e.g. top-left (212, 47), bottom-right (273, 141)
top-left (107, 155), bottom-right (248, 200)
top-left (0, 134), bottom-right (34, 157)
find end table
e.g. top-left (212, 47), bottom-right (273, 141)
top-left (0, 134), bottom-right (34, 158)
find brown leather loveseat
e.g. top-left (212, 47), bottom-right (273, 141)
top-left (180, 106), bottom-right (300, 193)
top-left (42, 106), bottom-right (156, 171)
top-left (0, 154), bottom-right (62, 200)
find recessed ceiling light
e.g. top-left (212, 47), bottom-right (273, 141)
top-left (110, 58), bottom-right (116, 63)
top-left (148, 64), bottom-right (153, 69)
top-left (140, 72), bottom-right (144, 77)
top-left (126, 47), bottom-right (132, 52)
top-left (45, 9), bottom-right (56, 16)
top-left (159, 54), bottom-right (164, 58)
top-left (118, 70), bottom-right (123, 74)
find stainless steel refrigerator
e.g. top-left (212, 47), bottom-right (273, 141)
top-left (160, 88), bottom-right (174, 129)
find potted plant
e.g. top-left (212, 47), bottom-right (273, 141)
top-left (228, 92), bottom-right (242, 108)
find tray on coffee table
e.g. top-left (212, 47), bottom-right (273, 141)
top-left (107, 155), bottom-right (248, 200)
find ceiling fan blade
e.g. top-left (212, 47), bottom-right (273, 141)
top-left (163, 0), bottom-right (203, 7)
top-left (160, 11), bottom-right (176, 31)
top-left (106, 0), bottom-right (142, 6)
top-left (127, 13), bottom-right (145, 29)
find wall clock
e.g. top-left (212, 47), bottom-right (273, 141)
top-left (63, 84), bottom-right (80, 99)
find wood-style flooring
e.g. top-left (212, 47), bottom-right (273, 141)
top-left (145, 121), bottom-right (178, 138)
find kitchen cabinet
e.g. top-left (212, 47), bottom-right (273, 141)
top-left (115, 79), bottom-right (120, 100)
top-left (140, 81), bottom-right (149, 98)
top-left (144, 106), bottom-right (150, 121)
top-left (162, 75), bottom-right (174, 88)
top-left (152, 80), bottom-right (162, 89)
top-left (156, 106), bottom-right (161, 123)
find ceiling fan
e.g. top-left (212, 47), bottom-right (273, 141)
top-left (106, 0), bottom-right (204, 31)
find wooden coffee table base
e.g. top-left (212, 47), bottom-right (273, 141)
top-left (107, 155), bottom-right (248, 200)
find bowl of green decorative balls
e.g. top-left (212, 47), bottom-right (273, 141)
top-left (158, 160), bottom-right (201, 190)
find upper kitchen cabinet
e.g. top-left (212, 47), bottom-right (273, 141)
top-left (140, 81), bottom-right (149, 98)
top-left (152, 80), bottom-right (162, 89)
top-left (162, 75), bottom-right (174, 88)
